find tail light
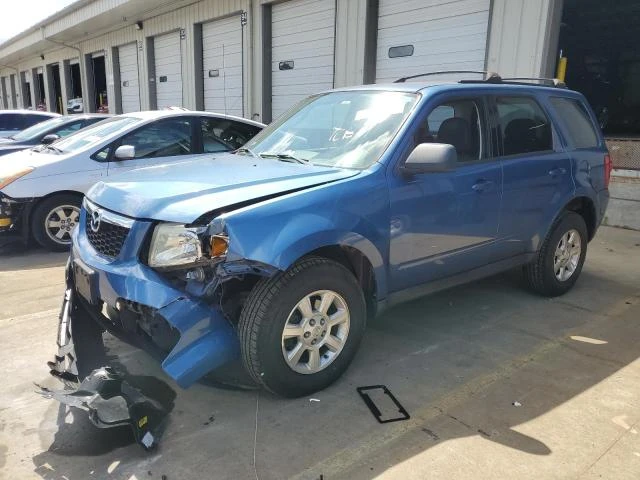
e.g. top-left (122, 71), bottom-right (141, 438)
top-left (604, 153), bottom-right (612, 188)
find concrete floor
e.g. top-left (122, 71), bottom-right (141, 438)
top-left (1, 226), bottom-right (640, 480)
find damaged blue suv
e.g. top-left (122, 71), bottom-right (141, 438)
top-left (53, 74), bottom-right (611, 397)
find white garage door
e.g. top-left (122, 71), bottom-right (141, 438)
top-left (118, 43), bottom-right (140, 113)
top-left (154, 32), bottom-right (183, 109)
top-left (202, 16), bottom-right (243, 117)
top-left (271, 0), bottom-right (335, 119)
top-left (376, 0), bottom-right (490, 83)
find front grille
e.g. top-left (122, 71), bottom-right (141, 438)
top-left (84, 203), bottom-right (131, 258)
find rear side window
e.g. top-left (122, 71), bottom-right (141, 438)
top-left (550, 97), bottom-right (599, 149)
top-left (200, 117), bottom-right (261, 153)
top-left (21, 114), bottom-right (50, 129)
top-left (496, 97), bottom-right (553, 156)
top-left (0, 113), bottom-right (22, 130)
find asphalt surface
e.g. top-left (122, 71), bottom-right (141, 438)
top-left (1, 226), bottom-right (639, 479)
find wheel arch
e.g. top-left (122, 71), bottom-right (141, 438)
top-left (28, 190), bottom-right (84, 225)
top-left (562, 196), bottom-right (597, 241)
top-left (304, 244), bottom-right (380, 320)
top-left (28, 190), bottom-right (84, 243)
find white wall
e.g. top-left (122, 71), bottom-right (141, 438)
top-left (0, 0), bottom-right (565, 116)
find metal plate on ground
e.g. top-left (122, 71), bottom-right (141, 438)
top-left (357, 385), bottom-right (410, 424)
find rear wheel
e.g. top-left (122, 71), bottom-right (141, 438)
top-left (32, 194), bottom-right (82, 251)
top-left (524, 212), bottom-right (588, 297)
top-left (238, 257), bottom-right (366, 398)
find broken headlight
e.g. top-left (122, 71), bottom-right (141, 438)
top-left (148, 224), bottom-right (206, 268)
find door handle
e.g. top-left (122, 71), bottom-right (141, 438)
top-left (548, 167), bottom-right (567, 177)
top-left (472, 179), bottom-right (494, 192)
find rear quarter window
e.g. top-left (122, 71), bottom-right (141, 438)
top-left (550, 97), bottom-right (599, 149)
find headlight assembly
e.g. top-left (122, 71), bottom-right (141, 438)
top-left (147, 224), bottom-right (229, 269)
top-left (148, 224), bottom-right (205, 268)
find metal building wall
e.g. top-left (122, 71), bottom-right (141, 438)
top-left (0, 0), bottom-right (563, 115)
top-left (486, 0), bottom-right (563, 78)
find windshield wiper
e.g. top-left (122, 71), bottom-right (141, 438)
top-left (260, 152), bottom-right (313, 165)
top-left (45, 144), bottom-right (63, 154)
top-left (234, 147), bottom-right (259, 158)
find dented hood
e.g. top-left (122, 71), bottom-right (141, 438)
top-left (87, 154), bottom-right (359, 223)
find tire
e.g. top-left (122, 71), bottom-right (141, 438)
top-left (31, 194), bottom-right (82, 251)
top-left (238, 256), bottom-right (366, 398)
top-left (524, 212), bottom-right (588, 297)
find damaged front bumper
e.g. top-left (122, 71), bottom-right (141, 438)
top-left (0, 192), bottom-right (34, 245)
top-left (52, 214), bottom-right (242, 388)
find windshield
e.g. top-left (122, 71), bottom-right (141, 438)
top-left (243, 91), bottom-right (419, 169)
top-left (48, 117), bottom-right (140, 154)
top-left (11, 116), bottom-right (69, 141)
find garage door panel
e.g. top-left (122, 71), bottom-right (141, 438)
top-left (272, 9), bottom-right (334, 28)
top-left (376, 0), bottom-right (489, 84)
top-left (378, 14), bottom-right (488, 42)
top-left (202, 16), bottom-right (243, 117)
top-left (118, 43), bottom-right (140, 113)
top-left (377, 34), bottom-right (488, 58)
top-left (271, 0), bottom-right (335, 119)
top-left (272, 73), bottom-right (335, 87)
top-left (272, 28), bottom-right (336, 49)
top-left (272, 0), bottom-right (332, 21)
top-left (154, 32), bottom-right (183, 108)
top-left (379, 0), bottom-right (489, 20)
top-left (272, 49), bottom-right (334, 65)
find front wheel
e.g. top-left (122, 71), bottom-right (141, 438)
top-left (238, 257), bottom-right (366, 397)
top-left (524, 212), bottom-right (588, 297)
top-left (31, 194), bottom-right (82, 251)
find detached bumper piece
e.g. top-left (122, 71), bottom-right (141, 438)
top-left (37, 367), bottom-right (168, 451)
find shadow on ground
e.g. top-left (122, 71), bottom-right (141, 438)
top-left (29, 258), bottom-right (640, 479)
top-left (0, 242), bottom-right (68, 272)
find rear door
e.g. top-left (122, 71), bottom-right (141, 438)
top-left (106, 117), bottom-right (198, 176)
top-left (493, 94), bottom-right (573, 256)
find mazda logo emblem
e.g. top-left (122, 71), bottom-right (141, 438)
top-left (90, 209), bottom-right (102, 233)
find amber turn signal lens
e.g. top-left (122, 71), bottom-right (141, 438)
top-left (210, 235), bottom-right (229, 257)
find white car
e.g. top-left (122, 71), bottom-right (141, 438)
top-left (0, 110), bottom-right (60, 138)
top-left (66, 98), bottom-right (84, 114)
top-left (0, 110), bottom-right (264, 250)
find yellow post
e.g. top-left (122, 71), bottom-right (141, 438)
top-left (556, 56), bottom-right (567, 83)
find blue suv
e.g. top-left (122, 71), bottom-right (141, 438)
top-left (53, 75), bottom-right (611, 397)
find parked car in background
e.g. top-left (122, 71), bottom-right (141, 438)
top-left (0, 114), bottom-right (110, 157)
top-left (0, 110), bottom-right (264, 250)
top-left (0, 110), bottom-right (60, 138)
top-left (67, 98), bottom-right (83, 114)
top-left (52, 77), bottom-right (610, 398)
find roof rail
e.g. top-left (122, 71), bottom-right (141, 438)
top-left (459, 76), bottom-right (567, 88)
top-left (394, 70), bottom-right (501, 83)
top-left (500, 77), bottom-right (567, 88)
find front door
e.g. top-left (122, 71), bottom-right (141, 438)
top-left (106, 117), bottom-right (197, 176)
top-left (388, 95), bottom-right (502, 292)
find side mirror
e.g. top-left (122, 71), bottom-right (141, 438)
top-left (400, 143), bottom-right (457, 175)
top-left (114, 145), bottom-right (135, 160)
top-left (41, 134), bottom-right (60, 145)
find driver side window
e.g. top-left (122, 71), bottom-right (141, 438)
top-left (416, 99), bottom-right (485, 162)
top-left (118, 118), bottom-right (193, 159)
